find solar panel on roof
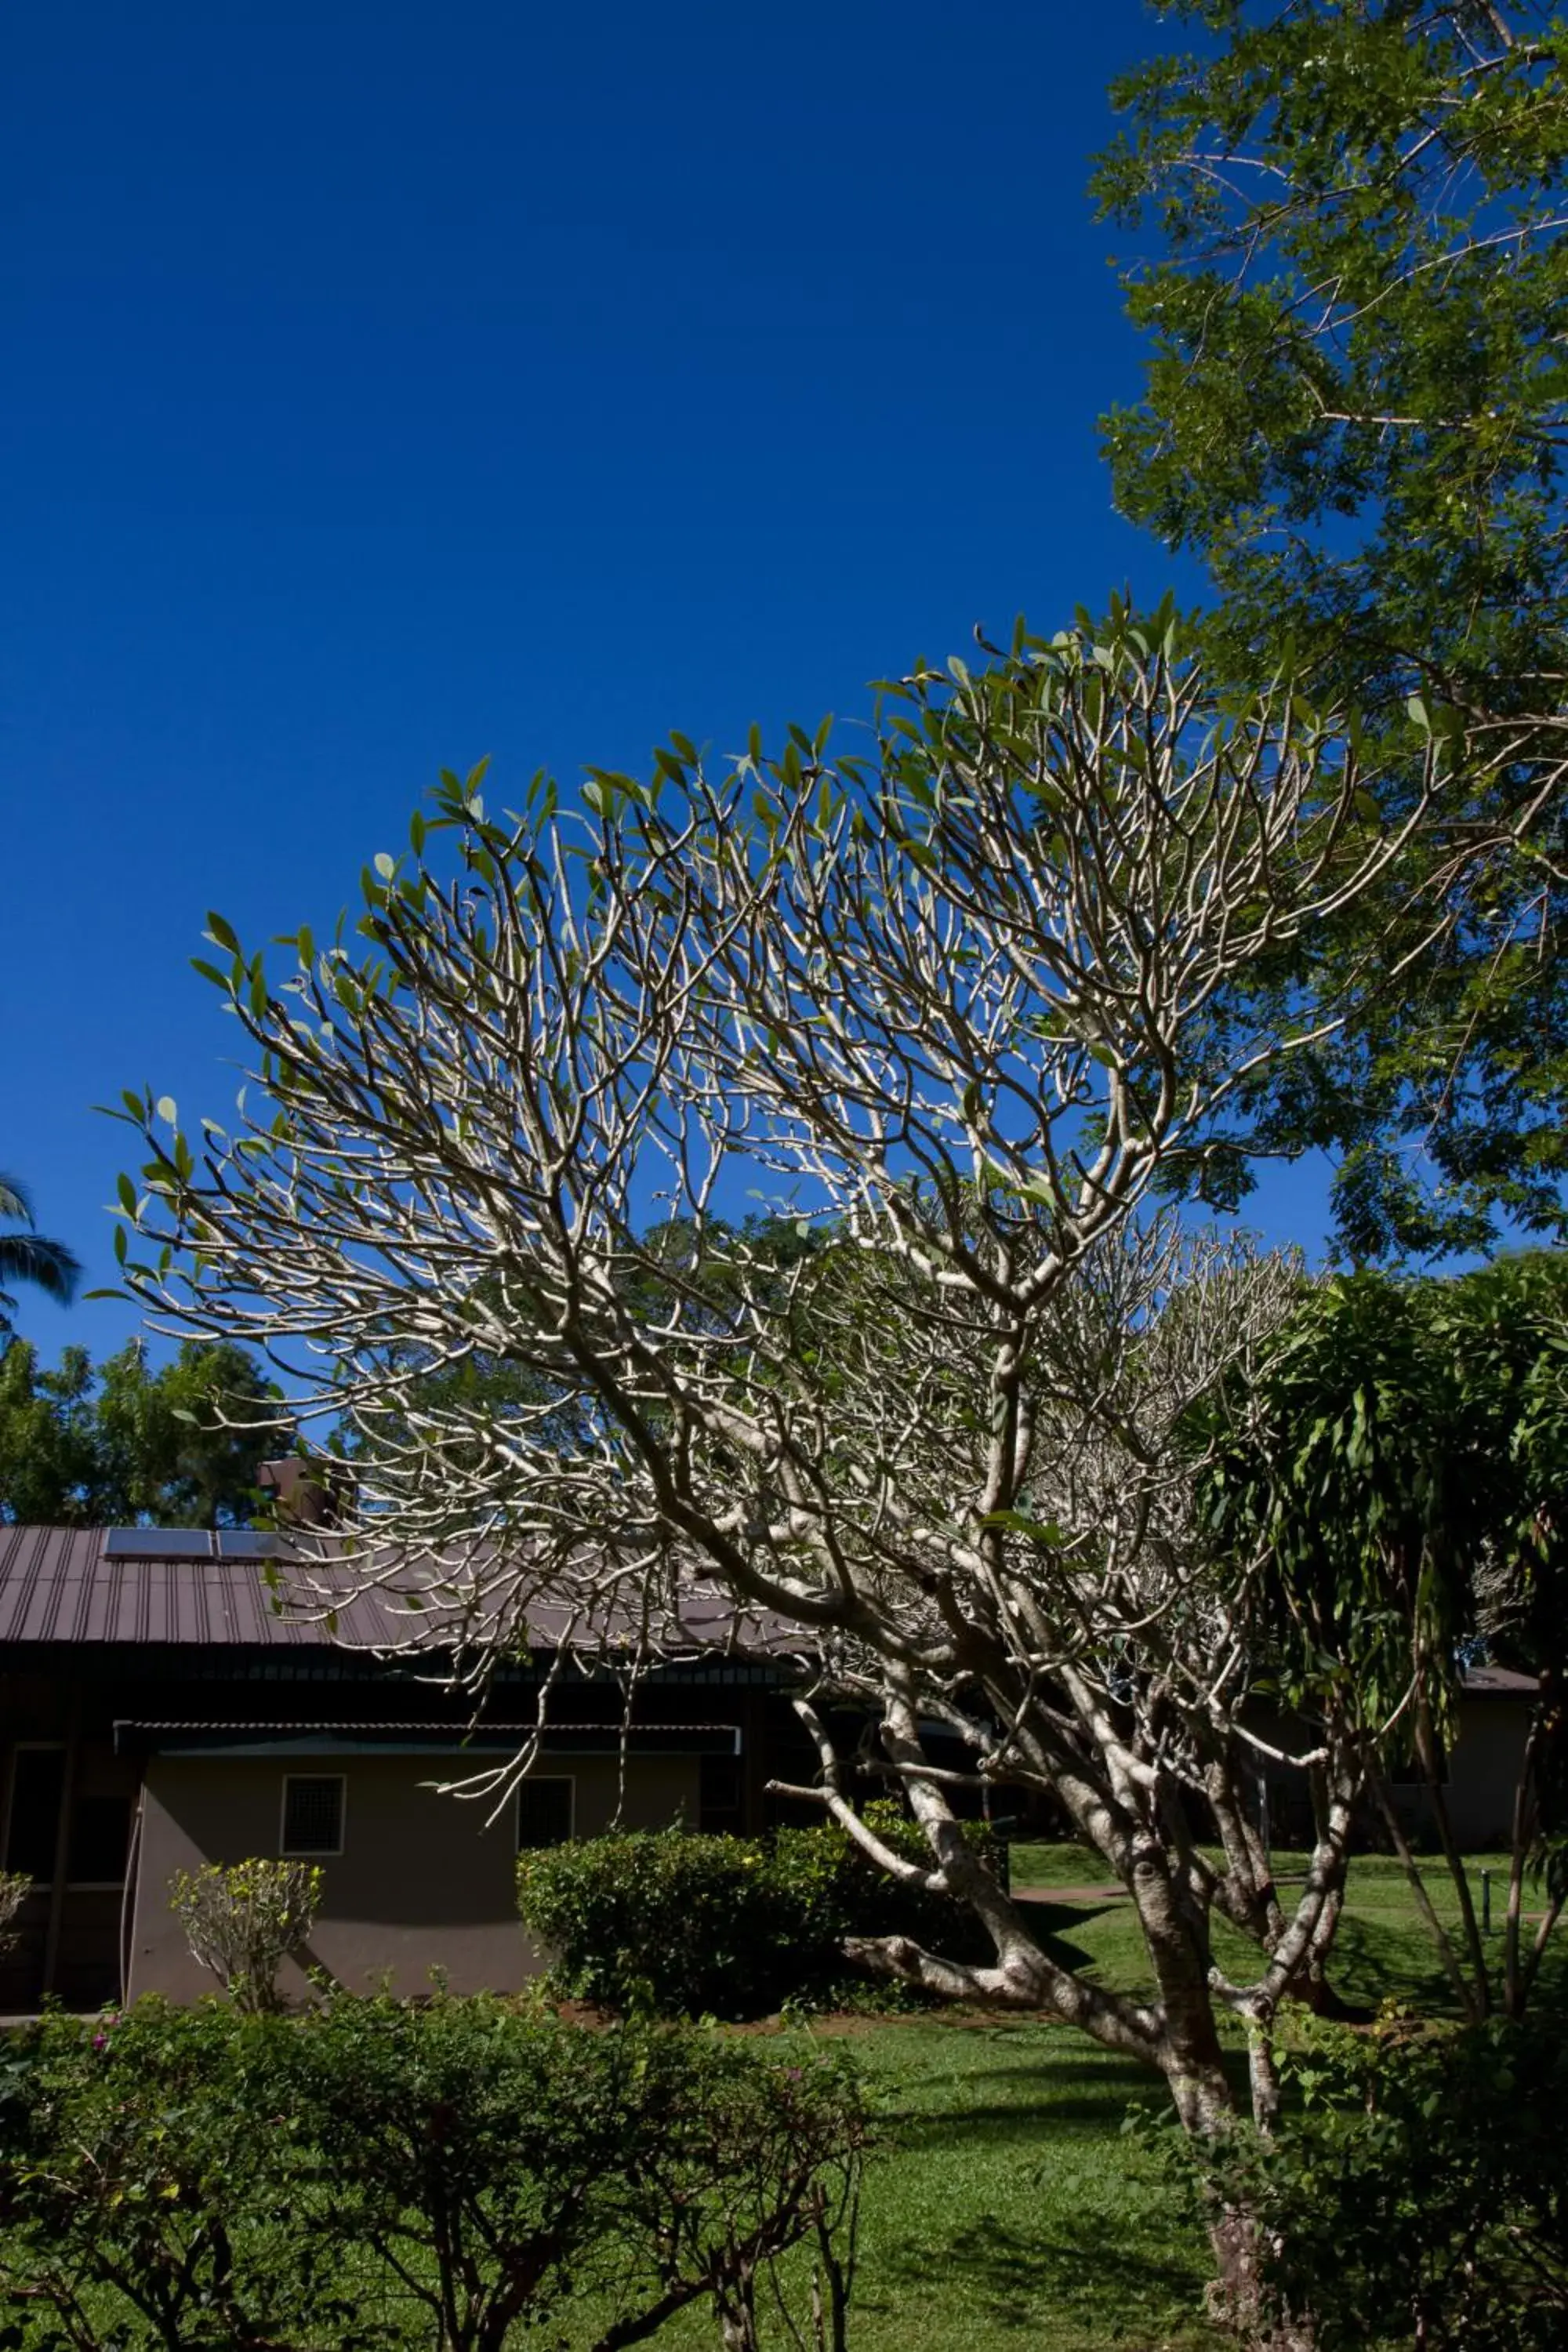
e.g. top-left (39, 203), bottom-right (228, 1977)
top-left (103, 1528), bottom-right (214, 1560)
top-left (215, 1530), bottom-right (284, 1559)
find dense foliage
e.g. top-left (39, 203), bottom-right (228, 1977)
top-left (1194, 2005), bottom-right (1568, 2350)
top-left (0, 1996), bottom-right (871, 2352)
top-left (1193, 1249), bottom-right (1568, 2014)
top-left (517, 1809), bottom-right (1007, 2020)
top-left (0, 1874), bottom-right (30, 1957)
top-left (1094, 2), bottom-right (1568, 1253)
top-left (0, 1336), bottom-right (286, 1526)
top-left (0, 1999), bottom-right (338, 2350)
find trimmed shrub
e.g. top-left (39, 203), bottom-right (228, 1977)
top-left (0, 1999), bottom-right (347, 2349)
top-left (0, 1995), bottom-right (871, 2352)
top-left (279, 1993), bottom-right (870, 2352)
top-left (517, 1802), bottom-right (1007, 2017)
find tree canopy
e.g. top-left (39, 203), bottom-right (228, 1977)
top-left (1094, 1), bottom-right (1568, 1254)
top-left (0, 1338), bottom-right (287, 1528)
top-left (110, 611), bottom-right (1486, 2268)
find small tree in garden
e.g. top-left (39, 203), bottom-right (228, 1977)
top-left (168, 1857), bottom-right (322, 2012)
top-left (271, 1996), bottom-right (872, 2352)
top-left (114, 611), bottom-right (1494, 2338)
top-left (1194, 1252), bottom-right (1568, 2022)
top-left (0, 1868), bottom-right (29, 1954)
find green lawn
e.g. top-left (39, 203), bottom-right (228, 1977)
top-left (1006, 1840), bottom-right (1539, 2017)
top-left (633, 2015), bottom-right (1220, 2352)
top-left (656, 1843), bottom-right (1550, 2352)
top-left (844, 2019), bottom-right (1220, 2352)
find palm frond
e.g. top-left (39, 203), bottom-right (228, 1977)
top-left (0, 1232), bottom-right (82, 1306)
top-left (0, 1172), bottom-right (34, 1225)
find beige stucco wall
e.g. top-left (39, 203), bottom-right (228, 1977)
top-left (129, 1750), bottom-right (700, 2003)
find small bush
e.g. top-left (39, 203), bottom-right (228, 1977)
top-left (1194, 2005), bottom-right (1568, 2350)
top-left (0, 2001), bottom-right (347, 2349)
top-left (517, 1802), bottom-right (1007, 2017)
top-left (279, 1993), bottom-right (870, 2352)
top-left (0, 1868), bottom-right (30, 1955)
top-left (168, 1856), bottom-right (322, 2011)
top-left (0, 1995), bottom-right (871, 2352)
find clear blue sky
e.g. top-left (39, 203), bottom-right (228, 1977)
top-left (2, 0), bottom-right (1337, 1362)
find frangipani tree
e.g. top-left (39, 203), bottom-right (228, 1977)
top-left (113, 611), bottom-right (1471, 2332)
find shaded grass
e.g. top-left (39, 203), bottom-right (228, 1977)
top-left (1007, 1840), bottom-right (1545, 2018)
top-left (848, 2025), bottom-right (1223, 2352)
top-left (641, 2020), bottom-right (1223, 2352)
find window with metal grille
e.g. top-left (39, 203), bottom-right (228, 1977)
top-left (281, 1775), bottom-right (344, 1856)
top-left (516, 1777), bottom-right (573, 1850)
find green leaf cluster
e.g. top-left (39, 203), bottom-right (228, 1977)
top-left (0, 1337), bottom-right (286, 1528)
top-left (516, 1806), bottom-right (1007, 2020)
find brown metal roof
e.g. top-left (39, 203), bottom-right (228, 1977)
top-left (1461, 1662), bottom-right (1539, 1696)
top-left (0, 1525), bottom-right (404, 1648)
top-left (0, 1526), bottom-right (804, 1660)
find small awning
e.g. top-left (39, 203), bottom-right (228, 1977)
top-left (115, 1719), bottom-right (742, 1759)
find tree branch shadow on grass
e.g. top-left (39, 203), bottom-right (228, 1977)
top-left (876, 2209), bottom-right (1217, 2342)
top-left (1010, 1896), bottom-right (1111, 1969)
top-left (1326, 1910), bottom-right (1472, 2016)
top-left (884, 2094), bottom-right (1166, 2142)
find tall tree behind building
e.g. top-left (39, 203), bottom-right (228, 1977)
top-left (0, 1338), bottom-right (287, 1526)
top-left (1094, 1), bottom-right (1568, 1254)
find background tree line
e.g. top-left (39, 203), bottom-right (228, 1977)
top-left (0, 1337), bottom-right (287, 1529)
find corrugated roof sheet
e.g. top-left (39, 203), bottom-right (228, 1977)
top-left (1461, 1662), bottom-right (1539, 1696)
top-left (0, 1525), bottom-right (388, 1646)
top-left (0, 1526), bottom-right (804, 1657)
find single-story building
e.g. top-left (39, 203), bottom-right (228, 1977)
top-left (0, 1523), bottom-right (1538, 2009)
top-left (0, 1521), bottom-right (821, 2011)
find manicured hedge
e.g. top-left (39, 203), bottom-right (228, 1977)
top-left (0, 1994), bottom-right (869, 2351)
top-left (516, 1802), bottom-right (1007, 2017)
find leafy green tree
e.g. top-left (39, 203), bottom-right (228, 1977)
top-left (0, 1337), bottom-right (285, 1526)
top-left (95, 1338), bottom-right (284, 1527)
top-left (1094, 2), bottom-right (1568, 1253)
top-left (0, 1171), bottom-right (81, 1335)
top-left (0, 1342), bottom-right (111, 1522)
top-left (1193, 1250), bottom-right (1568, 2016)
top-left (1194, 2006), bottom-right (1568, 2351)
